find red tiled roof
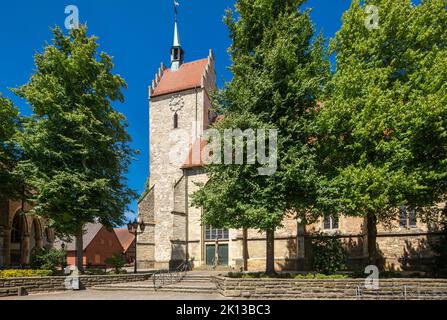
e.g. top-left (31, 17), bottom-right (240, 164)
top-left (151, 58), bottom-right (209, 97)
top-left (54, 223), bottom-right (104, 251)
top-left (181, 138), bottom-right (208, 169)
top-left (114, 228), bottom-right (135, 252)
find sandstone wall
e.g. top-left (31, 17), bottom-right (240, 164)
top-left (0, 273), bottom-right (155, 297)
top-left (213, 276), bottom-right (447, 300)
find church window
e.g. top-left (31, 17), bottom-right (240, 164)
top-left (205, 225), bottom-right (229, 241)
top-left (173, 112), bottom-right (179, 129)
top-left (323, 215), bottom-right (339, 230)
top-left (399, 206), bottom-right (417, 228)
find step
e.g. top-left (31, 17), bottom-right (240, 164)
top-left (158, 288), bottom-right (216, 294)
top-left (92, 285), bottom-right (156, 292)
top-left (158, 285), bottom-right (217, 294)
top-left (180, 279), bottom-right (212, 283)
top-left (165, 282), bottom-right (216, 289)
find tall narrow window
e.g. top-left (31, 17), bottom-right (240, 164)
top-left (323, 216), bottom-right (339, 230)
top-left (173, 112), bottom-right (178, 129)
top-left (399, 206), bottom-right (417, 228)
top-left (399, 206), bottom-right (407, 227)
top-left (408, 208), bottom-right (417, 227)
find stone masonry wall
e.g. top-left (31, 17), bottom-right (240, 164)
top-left (213, 276), bottom-right (447, 300)
top-left (137, 187), bottom-right (155, 269)
top-left (0, 273), bottom-right (154, 297)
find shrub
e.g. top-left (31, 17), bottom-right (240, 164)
top-left (0, 269), bottom-right (53, 278)
top-left (310, 233), bottom-right (347, 275)
top-left (30, 248), bottom-right (67, 272)
top-left (84, 268), bottom-right (107, 275)
top-left (104, 253), bottom-right (126, 274)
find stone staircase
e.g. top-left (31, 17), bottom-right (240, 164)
top-left (92, 273), bottom-right (218, 294)
top-left (158, 274), bottom-right (216, 294)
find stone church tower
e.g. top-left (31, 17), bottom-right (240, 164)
top-left (137, 18), bottom-right (217, 269)
top-left (137, 16), bottom-right (439, 272)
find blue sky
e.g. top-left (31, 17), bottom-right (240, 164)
top-left (0, 0), bottom-right (352, 224)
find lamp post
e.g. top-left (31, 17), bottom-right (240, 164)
top-left (127, 218), bottom-right (145, 274)
top-left (61, 243), bottom-right (67, 271)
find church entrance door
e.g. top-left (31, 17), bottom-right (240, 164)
top-left (205, 244), bottom-right (228, 266)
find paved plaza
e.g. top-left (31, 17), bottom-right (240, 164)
top-left (0, 289), bottom-right (230, 300)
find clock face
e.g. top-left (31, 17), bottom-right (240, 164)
top-left (169, 95), bottom-right (184, 113)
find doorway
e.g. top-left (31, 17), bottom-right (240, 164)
top-left (205, 244), bottom-right (229, 266)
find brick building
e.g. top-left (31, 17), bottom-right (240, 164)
top-left (59, 223), bottom-right (124, 267)
top-left (136, 18), bottom-right (444, 272)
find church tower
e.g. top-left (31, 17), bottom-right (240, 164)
top-left (137, 13), bottom-right (217, 269)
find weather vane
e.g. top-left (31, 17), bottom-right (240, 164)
top-left (174, 0), bottom-right (180, 19)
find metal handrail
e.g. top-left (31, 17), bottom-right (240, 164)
top-left (152, 260), bottom-right (190, 291)
top-left (355, 283), bottom-right (447, 300)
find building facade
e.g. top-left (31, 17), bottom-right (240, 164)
top-left (137, 19), bottom-right (443, 272)
top-left (0, 200), bottom-right (55, 268)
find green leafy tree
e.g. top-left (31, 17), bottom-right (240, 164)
top-left (193, 0), bottom-right (329, 275)
top-left (0, 95), bottom-right (23, 200)
top-left (315, 0), bottom-right (447, 266)
top-left (310, 233), bottom-right (347, 275)
top-left (14, 26), bottom-right (137, 272)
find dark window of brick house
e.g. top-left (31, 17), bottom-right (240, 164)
top-left (400, 206), bottom-right (417, 228)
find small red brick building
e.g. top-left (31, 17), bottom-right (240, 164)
top-left (61, 223), bottom-right (124, 267)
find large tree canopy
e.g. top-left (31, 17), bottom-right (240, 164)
top-left (314, 0), bottom-right (447, 264)
top-left (192, 0), bottom-right (329, 274)
top-left (0, 94), bottom-right (22, 200)
top-left (14, 26), bottom-right (137, 270)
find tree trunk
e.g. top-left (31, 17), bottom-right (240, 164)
top-left (266, 229), bottom-right (275, 276)
top-left (243, 228), bottom-right (248, 272)
top-left (367, 212), bottom-right (378, 266)
top-left (75, 226), bottom-right (84, 273)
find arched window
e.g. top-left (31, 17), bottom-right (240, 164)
top-left (173, 112), bottom-right (179, 129)
top-left (11, 214), bottom-right (23, 244)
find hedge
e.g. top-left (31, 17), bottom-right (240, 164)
top-left (0, 269), bottom-right (54, 278)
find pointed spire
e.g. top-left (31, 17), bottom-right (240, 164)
top-left (173, 19), bottom-right (181, 47)
top-left (170, 15), bottom-right (184, 71)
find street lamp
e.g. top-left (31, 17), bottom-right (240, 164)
top-left (127, 218), bottom-right (145, 274)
